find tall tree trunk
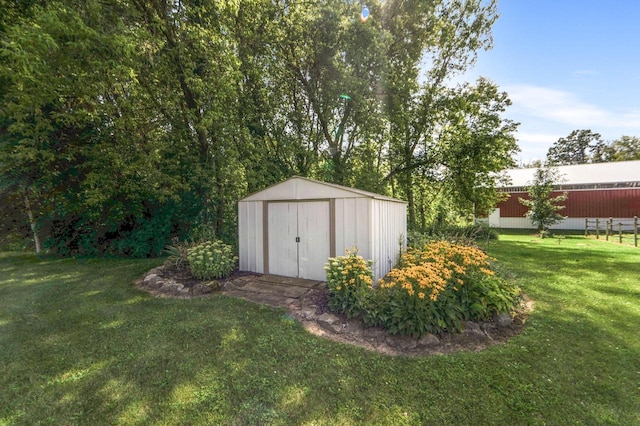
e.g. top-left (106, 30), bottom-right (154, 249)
top-left (403, 172), bottom-right (416, 230)
top-left (23, 192), bottom-right (41, 254)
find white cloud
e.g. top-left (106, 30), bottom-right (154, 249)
top-left (505, 84), bottom-right (640, 130)
top-left (516, 131), bottom-right (561, 146)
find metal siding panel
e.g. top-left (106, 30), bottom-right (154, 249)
top-left (497, 192), bottom-right (528, 217)
top-left (238, 202), bottom-right (248, 271)
top-left (356, 198), bottom-right (370, 259)
top-left (369, 200), bottom-right (406, 282)
top-left (298, 201), bottom-right (331, 281)
top-left (268, 203), bottom-right (299, 277)
top-left (333, 198), bottom-right (371, 259)
top-left (254, 202), bottom-right (264, 273)
top-left (498, 189), bottom-right (640, 218)
top-left (238, 201), bottom-right (264, 273)
top-left (334, 198), bottom-right (345, 255)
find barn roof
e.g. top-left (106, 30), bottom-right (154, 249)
top-left (505, 160), bottom-right (640, 188)
top-left (240, 176), bottom-right (407, 203)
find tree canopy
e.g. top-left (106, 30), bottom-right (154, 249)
top-left (519, 167), bottom-right (567, 236)
top-left (545, 130), bottom-right (640, 166)
top-left (546, 129), bottom-right (605, 165)
top-left (0, 0), bottom-right (519, 255)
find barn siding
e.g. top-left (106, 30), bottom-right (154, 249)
top-left (498, 188), bottom-right (640, 218)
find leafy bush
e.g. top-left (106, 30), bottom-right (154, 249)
top-left (187, 240), bottom-right (237, 279)
top-left (163, 237), bottom-right (195, 271)
top-left (324, 248), bottom-right (374, 318)
top-left (379, 241), bottom-right (519, 335)
top-left (325, 241), bottom-right (519, 337)
top-left (408, 223), bottom-right (499, 248)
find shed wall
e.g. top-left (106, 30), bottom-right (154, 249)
top-left (370, 199), bottom-right (407, 281)
top-left (238, 200), bottom-right (264, 273)
top-left (334, 198), bottom-right (371, 259)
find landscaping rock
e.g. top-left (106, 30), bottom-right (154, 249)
top-left (192, 283), bottom-right (213, 296)
top-left (362, 327), bottom-right (387, 340)
top-left (296, 308), bottom-right (318, 321)
top-left (464, 321), bottom-right (482, 332)
top-left (480, 322), bottom-right (497, 332)
top-left (316, 313), bottom-right (342, 333)
top-left (386, 334), bottom-right (418, 350)
top-left (417, 333), bottom-right (440, 347)
top-left (143, 274), bottom-right (161, 288)
top-left (159, 280), bottom-right (184, 296)
top-left (462, 329), bottom-right (487, 341)
top-left (341, 318), bottom-right (364, 336)
top-left (204, 280), bottom-right (220, 290)
top-left (494, 312), bottom-right (513, 328)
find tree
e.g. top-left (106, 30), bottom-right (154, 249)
top-left (518, 167), bottom-right (568, 236)
top-left (546, 129), bottom-right (605, 165)
top-left (604, 135), bottom-right (640, 161)
top-left (0, 0), bottom-right (517, 254)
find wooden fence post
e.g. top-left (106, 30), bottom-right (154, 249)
top-left (584, 218), bottom-right (588, 237)
top-left (606, 217), bottom-right (612, 241)
top-left (595, 218), bottom-right (600, 239)
top-left (635, 216), bottom-right (638, 247)
top-left (619, 222), bottom-right (623, 244)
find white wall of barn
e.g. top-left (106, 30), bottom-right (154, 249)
top-left (490, 216), bottom-right (634, 230)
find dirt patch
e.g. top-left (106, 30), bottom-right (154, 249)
top-left (137, 266), bottom-right (532, 357)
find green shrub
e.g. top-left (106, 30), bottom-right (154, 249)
top-left (187, 240), bottom-right (237, 279)
top-left (409, 223), bottom-right (499, 248)
top-left (379, 241), bottom-right (519, 336)
top-left (324, 249), bottom-right (374, 318)
top-left (163, 237), bottom-right (195, 271)
top-left (325, 241), bottom-right (520, 337)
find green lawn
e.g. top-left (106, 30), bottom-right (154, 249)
top-left (1, 235), bottom-right (639, 425)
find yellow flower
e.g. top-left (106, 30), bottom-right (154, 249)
top-left (418, 292), bottom-right (425, 299)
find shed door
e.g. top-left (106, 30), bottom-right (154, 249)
top-left (268, 201), bottom-right (330, 281)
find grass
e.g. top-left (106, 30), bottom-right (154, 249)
top-left (1, 235), bottom-right (639, 425)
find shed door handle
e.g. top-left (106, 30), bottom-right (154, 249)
top-left (295, 237), bottom-right (300, 243)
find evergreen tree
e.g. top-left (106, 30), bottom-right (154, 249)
top-left (518, 167), bottom-right (568, 237)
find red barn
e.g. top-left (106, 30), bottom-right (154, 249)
top-left (488, 160), bottom-right (640, 230)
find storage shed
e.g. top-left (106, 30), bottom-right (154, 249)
top-left (238, 176), bottom-right (407, 282)
top-left (488, 160), bottom-right (640, 229)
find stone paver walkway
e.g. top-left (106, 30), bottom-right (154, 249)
top-left (223, 274), bottom-right (325, 308)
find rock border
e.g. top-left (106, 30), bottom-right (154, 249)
top-left (137, 266), bottom-right (533, 356)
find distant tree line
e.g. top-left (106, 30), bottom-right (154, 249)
top-left (1, 0), bottom-right (518, 255)
top-left (520, 130), bottom-right (640, 168)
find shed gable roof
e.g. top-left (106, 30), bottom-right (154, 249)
top-left (240, 176), bottom-right (406, 203)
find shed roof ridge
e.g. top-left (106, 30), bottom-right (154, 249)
top-left (240, 176), bottom-right (407, 203)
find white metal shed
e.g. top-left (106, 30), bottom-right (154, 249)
top-left (238, 176), bottom-right (407, 282)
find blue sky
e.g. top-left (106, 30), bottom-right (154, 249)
top-left (462, 1), bottom-right (640, 163)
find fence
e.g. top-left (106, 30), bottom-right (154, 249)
top-left (584, 217), bottom-right (638, 247)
